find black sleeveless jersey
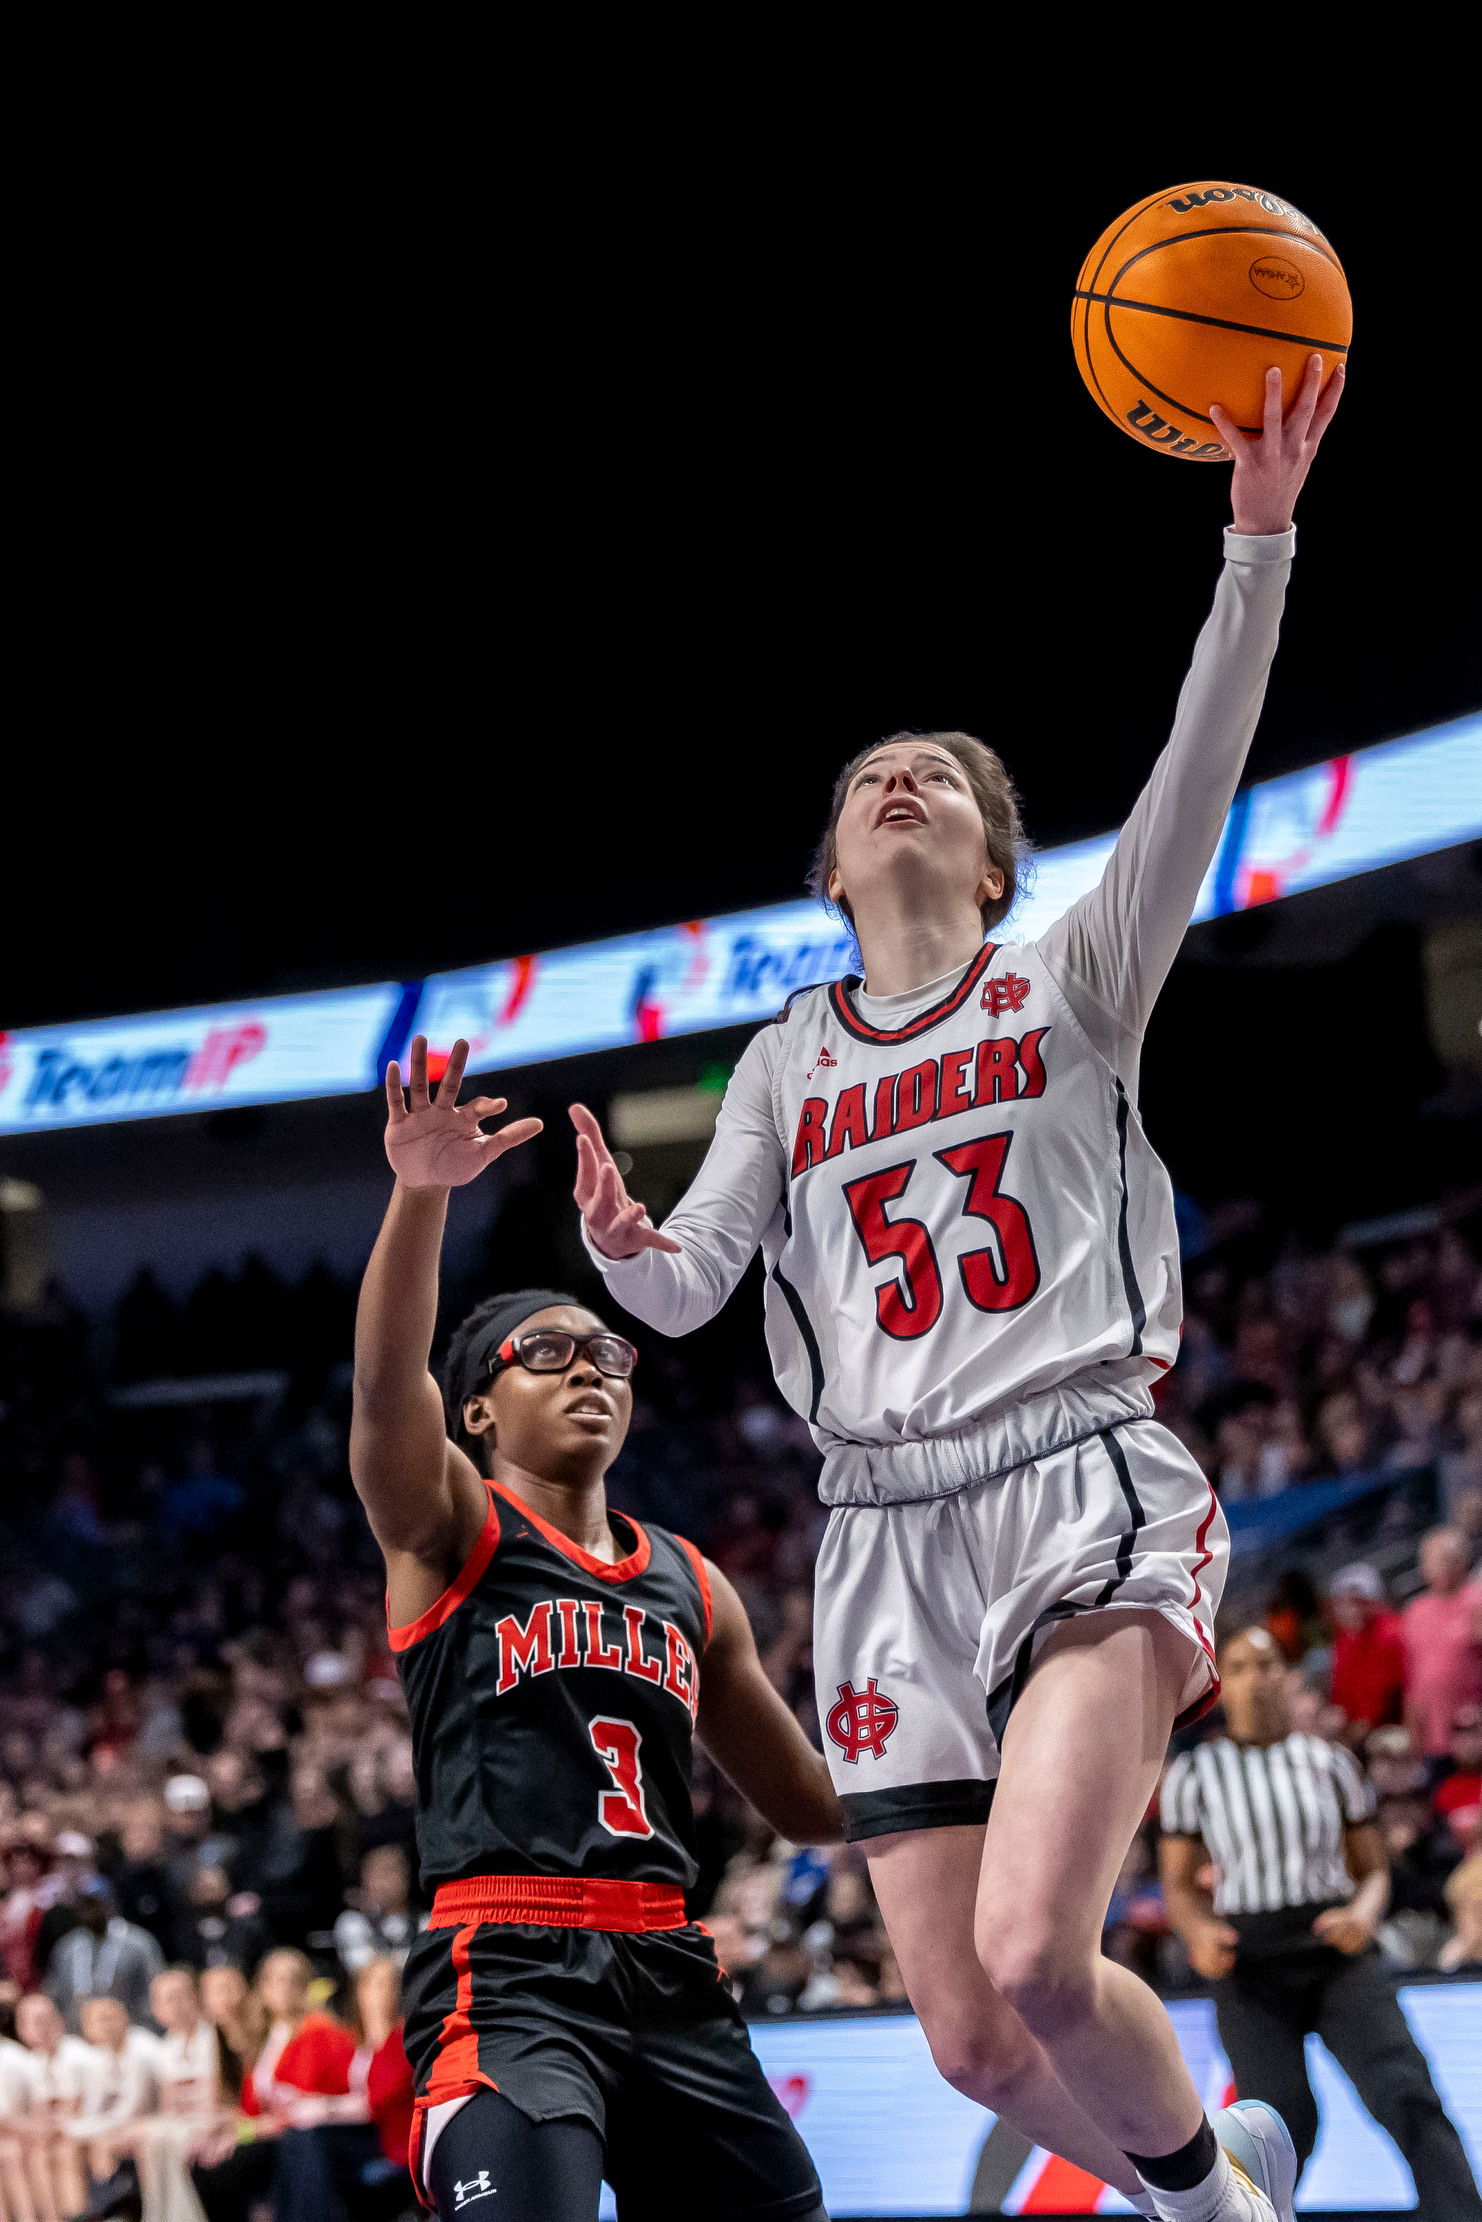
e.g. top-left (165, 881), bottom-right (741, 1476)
top-left (389, 1478), bottom-right (712, 1894)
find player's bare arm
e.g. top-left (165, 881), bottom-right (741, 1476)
top-left (351, 1036), bottom-right (542, 1624)
top-left (696, 1561), bottom-right (843, 1847)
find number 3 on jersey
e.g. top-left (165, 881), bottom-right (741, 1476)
top-left (842, 1129), bottom-right (1040, 1341)
top-left (589, 1716), bottom-right (654, 1838)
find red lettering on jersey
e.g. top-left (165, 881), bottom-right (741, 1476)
top-left (981, 972), bottom-right (1031, 1017)
top-left (583, 1600), bottom-right (624, 1670)
top-left (664, 1622), bottom-right (697, 1717)
top-left (895, 1058), bottom-right (938, 1131)
top-left (555, 1597), bottom-right (582, 1669)
top-left (1018, 1025), bottom-right (1050, 1099)
top-left (792, 1096), bottom-right (829, 1175)
top-left (870, 1072), bottom-right (897, 1142)
top-left (589, 1717), bottom-right (654, 1838)
top-left (936, 1130), bottom-right (1041, 1312)
top-left (940, 1046), bottom-right (973, 1116)
top-left (973, 1037), bottom-right (1019, 1105)
top-left (825, 1083), bottom-right (869, 1159)
top-left (623, 1604), bottom-right (662, 1684)
top-left (495, 1602), bottom-right (554, 1695)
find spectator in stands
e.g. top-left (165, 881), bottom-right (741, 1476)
top-left (0, 2019), bottom-right (34, 2222)
top-left (45, 1877), bottom-right (165, 2033)
top-left (1374, 1790), bottom-right (1460, 1966)
top-left (181, 1863), bottom-right (272, 1972)
top-left (1433, 1705), bottom-right (1482, 1855)
top-left (128, 1964), bottom-right (225, 2222)
top-left (361, 1956), bottom-right (415, 2206)
top-left (1265, 1567), bottom-right (1323, 1663)
top-left (191, 1947), bottom-right (321, 2221)
top-left (1439, 1853), bottom-right (1482, 1971)
top-left (1456, 1484), bottom-right (1482, 1571)
top-left (161, 1774), bottom-right (214, 1900)
top-left (1159, 1626), bottom-right (1481, 2215)
top-left (65, 1990), bottom-right (159, 2205)
top-left (1316, 1388), bottom-right (1374, 1477)
top-left (1402, 1525), bottom-right (1482, 1765)
top-left (112, 1795), bottom-right (181, 1959)
top-left (1440, 1389), bottom-right (1482, 1521)
top-left (33, 1831), bottom-right (100, 1973)
top-left (0, 1840), bottom-right (48, 1991)
top-left (332, 1844), bottom-right (420, 1975)
top-left (1328, 1562), bottom-right (1405, 1739)
top-left (14, 1989), bottom-right (91, 2219)
top-left (274, 1955), bottom-right (414, 2222)
top-left (706, 1913), bottom-right (762, 2004)
top-left (198, 1962), bottom-right (251, 2106)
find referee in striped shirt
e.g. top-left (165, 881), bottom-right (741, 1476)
top-left (1160, 1626), bottom-right (1480, 2218)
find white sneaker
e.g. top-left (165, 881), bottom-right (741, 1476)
top-left (1210, 2101), bottom-right (1298, 2222)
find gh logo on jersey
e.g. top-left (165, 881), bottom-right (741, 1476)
top-left (826, 1678), bottom-right (900, 1763)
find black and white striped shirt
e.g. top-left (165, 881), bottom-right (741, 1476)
top-left (1160, 1735), bottom-right (1377, 1915)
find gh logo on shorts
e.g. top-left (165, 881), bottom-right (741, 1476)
top-left (826, 1677), bottom-right (899, 1763)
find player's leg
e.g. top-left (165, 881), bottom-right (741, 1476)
top-left (811, 1488), bottom-right (1152, 2204)
top-left (1315, 1951), bottom-right (1482, 2218)
top-left (610, 1925), bottom-right (826, 2221)
top-left (405, 1920), bottom-right (621, 2221)
top-left (428, 2087), bottom-right (605, 2222)
top-left (977, 1607), bottom-right (1284, 2215)
top-left (865, 1821), bottom-right (1154, 2202)
top-left (977, 1608), bottom-right (1203, 2147)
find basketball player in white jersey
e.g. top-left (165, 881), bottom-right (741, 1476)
top-left (566, 356), bottom-right (1346, 2222)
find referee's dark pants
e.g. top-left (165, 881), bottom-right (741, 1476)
top-left (1214, 1905), bottom-right (1481, 2219)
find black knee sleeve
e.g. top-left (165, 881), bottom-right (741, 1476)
top-left (429, 2088), bottom-right (606, 2222)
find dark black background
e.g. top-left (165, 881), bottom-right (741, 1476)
top-left (14, 116), bottom-right (1476, 1032)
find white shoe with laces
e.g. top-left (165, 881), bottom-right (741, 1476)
top-left (1210, 2101), bottom-right (1298, 2222)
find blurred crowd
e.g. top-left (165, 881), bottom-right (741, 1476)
top-left (0, 1199), bottom-right (1478, 2215)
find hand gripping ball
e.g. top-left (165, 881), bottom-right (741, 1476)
top-left (1072, 181), bottom-right (1351, 459)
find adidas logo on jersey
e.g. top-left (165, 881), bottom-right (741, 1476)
top-left (806, 1044), bottom-right (838, 1080)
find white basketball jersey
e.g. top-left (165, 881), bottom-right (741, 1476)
top-left (758, 939), bottom-right (1181, 1497)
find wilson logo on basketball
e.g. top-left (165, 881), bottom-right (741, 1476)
top-left (826, 1678), bottom-right (900, 1763)
top-left (1249, 257), bottom-right (1305, 300)
top-left (1123, 403), bottom-right (1227, 461)
top-left (1166, 185), bottom-right (1298, 219)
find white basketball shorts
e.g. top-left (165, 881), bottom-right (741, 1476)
top-left (811, 1418), bottom-right (1227, 1842)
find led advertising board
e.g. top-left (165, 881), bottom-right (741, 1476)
top-left (597, 1988), bottom-right (1481, 2215)
top-left (1, 715), bottom-right (1476, 1135)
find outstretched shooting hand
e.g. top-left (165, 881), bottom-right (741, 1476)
top-left (384, 1036), bottom-right (542, 1190)
top-left (1213, 352), bottom-right (1344, 536)
top-left (570, 1102), bottom-right (683, 1260)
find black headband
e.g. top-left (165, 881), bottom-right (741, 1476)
top-left (453, 1289), bottom-right (582, 1412)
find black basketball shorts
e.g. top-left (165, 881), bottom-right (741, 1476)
top-left (402, 1897), bottom-right (822, 2219)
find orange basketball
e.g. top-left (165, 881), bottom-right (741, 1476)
top-left (1071, 182), bottom-right (1351, 460)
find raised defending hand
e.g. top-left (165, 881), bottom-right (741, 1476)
top-left (570, 1102), bottom-right (683, 1260)
top-left (1212, 352), bottom-right (1344, 536)
top-left (384, 1037), bottom-right (542, 1190)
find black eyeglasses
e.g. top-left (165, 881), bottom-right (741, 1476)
top-left (486, 1330), bottom-right (638, 1380)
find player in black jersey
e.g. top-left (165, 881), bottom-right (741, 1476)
top-left (350, 1037), bottom-right (836, 2221)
